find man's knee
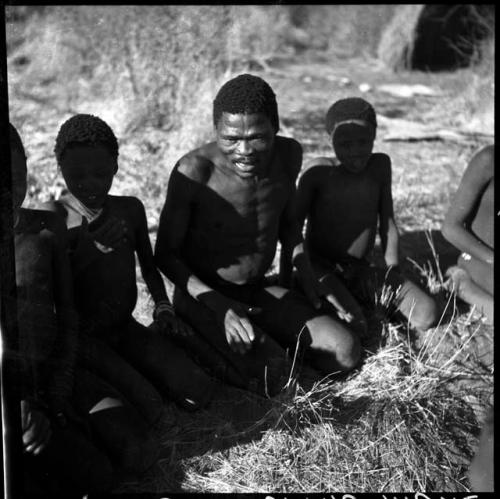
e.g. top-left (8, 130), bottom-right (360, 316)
top-left (306, 316), bottom-right (361, 374)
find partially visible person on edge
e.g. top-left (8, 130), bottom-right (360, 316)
top-left (468, 404), bottom-right (494, 492)
top-left (295, 97), bottom-right (439, 335)
top-left (442, 144), bottom-right (494, 324)
top-left (44, 114), bottom-right (214, 473)
top-left (9, 122), bottom-right (114, 494)
top-left (155, 74), bottom-right (360, 397)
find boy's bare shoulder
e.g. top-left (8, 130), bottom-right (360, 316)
top-left (470, 144), bottom-right (494, 177)
top-left (19, 206), bottom-right (66, 236)
top-left (107, 195), bottom-right (145, 214)
top-left (303, 156), bottom-right (337, 171)
top-left (176, 143), bottom-right (216, 184)
top-left (369, 152), bottom-right (392, 178)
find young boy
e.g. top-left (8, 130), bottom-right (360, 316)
top-left (442, 145), bottom-right (493, 324)
top-left (10, 122), bottom-right (114, 494)
top-left (296, 97), bottom-right (438, 333)
top-left (50, 114), bottom-right (213, 416)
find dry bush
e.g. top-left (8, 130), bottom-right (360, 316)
top-left (288, 5), bottom-right (397, 57)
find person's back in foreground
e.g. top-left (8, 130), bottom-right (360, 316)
top-left (155, 74), bottom-right (360, 396)
top-left (296, 97), bottom-right (438, 334)
top-left (442, 144), bottom-right (493, 324)
top-left (9, 123), bottom-right (114, 494)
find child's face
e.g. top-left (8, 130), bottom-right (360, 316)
top-left (59, 144), bottom-right (117, 209)
top-left (332, 123), bottom-right (375, 173)
top-left (11, 147), bottom-right (27, 213)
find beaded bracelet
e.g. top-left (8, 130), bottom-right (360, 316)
top-left (154, 300), bottom-right (175, 319)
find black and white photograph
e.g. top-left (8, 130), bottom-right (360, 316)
top-left (0, 4), bottom-right (494, 496)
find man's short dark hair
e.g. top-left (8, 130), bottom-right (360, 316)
top-left (54, 114), bottom-right (119, 164)
top-left (213, 74), bottom-right (279, 132)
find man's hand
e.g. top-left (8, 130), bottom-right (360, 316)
top-left (204, 293), bottom-right (262, 354)
top-left (89, 216), bottom-right (128, 249)
top-left (21, 400), bottom-right (52, 456)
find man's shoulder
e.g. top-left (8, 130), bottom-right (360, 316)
top-left (176, 143), bottom-right (216, 184)
top-left (275, 135), bottom-right (302, 154)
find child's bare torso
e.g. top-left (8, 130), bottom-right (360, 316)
top-left (471, 175), bottom-right (494, 250)
top-left (305, 154), bottom-right (388, 263)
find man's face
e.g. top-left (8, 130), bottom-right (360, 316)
top-left (59, 144), bottom-right (117, 209)
top-left (332, 122), bottom-right (375, 173)
top-left (10, 147), bottom-right (27, 213)
top-left (216, 112), bottom-right (276, 178)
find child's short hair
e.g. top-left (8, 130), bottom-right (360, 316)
top-left (9, 122), bottom-right (26, 158)
top-left (213, 74), bottom-right (279, 132)
top-left (54, 114), bottom-right (119, 164)
top-left (325, 97), bottom-right (377, 136)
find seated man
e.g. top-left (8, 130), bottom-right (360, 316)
top-left (10, 123), bottom-right (114, 494)
top-left (48, 114), bottom-right (214, 415)
top-left (155, 74), bottom-right (360, 397)
top-left (296, 97), bottom-right (438, 334)
top-left (442, 145), bottom-right (493, 324)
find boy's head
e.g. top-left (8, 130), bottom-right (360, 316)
top-left (326, 98), bottom-right (377, 173)
top-left (55, 114), bottom-right (119, 209)
top-left (213, 74), bottom-right (279, 178)
top-left (9, 123), bottom-right (27, 213)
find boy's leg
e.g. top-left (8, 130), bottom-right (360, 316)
top-left (24, 423), bottom-right (115, 495)
top-left (252, 286), bottom-right (361, 375)
top-left (72, 367), bottom-right (160, 473)
top-left (78, 334), bottom-right (163, 425)
top-left (171, 285), bottom-right (292, 396)
top-left (116, 318), bottom-right (215, 411)
top-left (447, 265), bottom-right (493, 324)
top-left (354, 265), bottom-right (438, 330)
top-left (307, 259), bottom-right (368, 337)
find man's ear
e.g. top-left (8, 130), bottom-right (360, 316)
top-left (113, 159), bottom-right (118, 175)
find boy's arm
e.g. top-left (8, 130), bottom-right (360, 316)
top-left (132, 198), bottom-right (169, 304)
top-left (49, 215), bottom-right (78, 412)
top-left (378, 156), bottom-right (400, 268)
top-left (442, 146), bottom-right (494, 264)
top-left (282, 166), bottom-right (317, 286)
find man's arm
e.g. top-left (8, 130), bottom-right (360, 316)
top-left (154, 159), bottom-right (257, 354)
top-left (377, 155), bottom-right (400, 267)
top-left (442, 145), bottom-right (494, 265)
top-left (278, 139), bottom-right (303, 287)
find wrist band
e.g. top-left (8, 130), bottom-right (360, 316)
top-left (154, 301), bottom-right (175, 318)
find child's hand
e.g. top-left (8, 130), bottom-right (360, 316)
top-left (90, 216), bottom-right (128, 249)
top-left (21, 400), bottom-right (52, 456)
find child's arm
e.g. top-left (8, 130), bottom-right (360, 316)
top-left (442, 146), bottom-right (494, 265)
top-left (132, 198), bottom-right (171, 311)
top-left (378, 156), bottom-right (400, 268)
top-left (48, 214), bottom-right (78, 417)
